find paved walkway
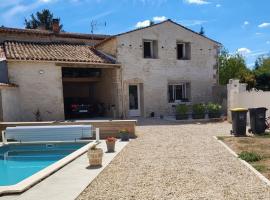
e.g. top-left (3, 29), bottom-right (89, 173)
top-left (77, 120), bottom-right (270, 200)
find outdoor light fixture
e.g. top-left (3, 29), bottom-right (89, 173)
top-left (39, 70), bottom-right (44, 74)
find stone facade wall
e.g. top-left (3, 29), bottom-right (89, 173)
top-left (116, 21), bottom-right (219, 117)
top-left (7, 61), bottom-right (65, 121)
top-left (1, 88), bottom-right (21, 121)
top-left (97, 38), bottom-right (117, 57)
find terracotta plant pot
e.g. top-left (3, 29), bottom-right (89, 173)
top-left (106, 141), bottom-right (115, 152)
top-left (87, 148), bottom-right (103, 166)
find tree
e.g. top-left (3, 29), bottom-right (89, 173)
top-left (24, 9), bottom-right (63, 31)
top-left (218, 47), bottom-right (255, 88)
top-left (199, 26), bottom-right (205, 35)
top-left (255, 72), bottom-right (270, 91)
top-left (253, 55), bottom-right (270, 91)
top-left (254, 55), bottom-right (270, 75)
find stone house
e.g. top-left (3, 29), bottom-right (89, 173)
top-left (0, 19), bottom-right (219, 121)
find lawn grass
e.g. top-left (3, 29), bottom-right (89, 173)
top-left (238, 151), bottom-right (262, 162)
top-left (219, 135), bottom-right (270, 180)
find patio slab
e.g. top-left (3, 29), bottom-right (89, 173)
top-left (1, 140), bottom-right (128, 200)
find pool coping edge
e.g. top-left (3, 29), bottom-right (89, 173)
top-left (0, 141), bottom-right (95, 195)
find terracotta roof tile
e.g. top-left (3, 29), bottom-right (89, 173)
top-left (3, 41), bottom-right (115, 64)
top-left (0, 27), bottom-right (110, 40)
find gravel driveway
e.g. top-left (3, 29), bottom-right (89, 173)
top-left (77, 120), bottom-right (270, 200)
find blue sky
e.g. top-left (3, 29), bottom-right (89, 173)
top-left (0, 0), bottom-right (269, 68)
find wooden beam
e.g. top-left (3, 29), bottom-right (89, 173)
top-left (7, 59), bottom-right (121, 68)
top-left (62, 77), bottom-right (101, 82)
top-left (56, 62), bottom-right (121, 68)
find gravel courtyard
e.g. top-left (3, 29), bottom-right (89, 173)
top-left (77, 120), bottom-right (270, 200)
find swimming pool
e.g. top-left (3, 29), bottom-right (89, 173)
top-left (0, 142), bottom-right (89, 186)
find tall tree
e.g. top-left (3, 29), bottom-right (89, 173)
top-left (253, 55), bottom-right (270, 90)
top-left (254, 55), bottom-right (270, 75)
top-left (24, 9), bottom-right (63, 31)
top-left (218, 47), bottom-right (255, 88)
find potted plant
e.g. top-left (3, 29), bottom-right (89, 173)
top-left (192, 103), bottom-right (206, 119)
top-left (176, 104), bottom-right (189, 120)
top-left (207, 102), bottom-right (222, 118)
top-left (106, 137), bottom-right (117, 152)
top-left (87, 144), bottom-right (103, 166)
top-left (119, 129), bottom-right (130, 141)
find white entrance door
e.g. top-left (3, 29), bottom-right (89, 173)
top-left (128, 84), bottom-right (140, 117)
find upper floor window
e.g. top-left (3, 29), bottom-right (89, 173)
top-left (143, 40), bottom-right (158, 59)
top-left (177, 42), bottom-right (191, 60)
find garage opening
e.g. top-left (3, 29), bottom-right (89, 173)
top-left (62, 67), bottom-right (117, 119)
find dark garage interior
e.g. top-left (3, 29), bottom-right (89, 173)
top-left (62, 67), bottom-right (107, 119)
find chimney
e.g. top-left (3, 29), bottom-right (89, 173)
top-left (52, 18), bottom-right (60, 33)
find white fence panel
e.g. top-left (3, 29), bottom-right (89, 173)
top-left (227, 79), bottom-right (270, 122)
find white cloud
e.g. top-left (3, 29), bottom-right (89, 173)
top-left (236, 49), bottom-right (267, 58)
top-left (135, 16), bottom-right (167, 28)
top-left (243, 21), bottom-right (249, 25)
top-left (135, 20), bottom-right (151, 28)
top-left (184, 0), bottom-right (210, 5)
top-left (1, 0), bottom-right (56, 24)
top-left (179, 19), bottom-right (207, 26)
top-left (216, 4), bottom-right (221, 7)
top-left (258, 22), bottom-right (270, 28)
top-left (267, 41), bottom-right (270, 44)
top-left (237, 47), bottom-right (251, 55)
top-left (242, 21), bottom-right (249, 28)
top-left (153, 16), bottom-right (167, 23)
top-left (39, 0), bottom-right (54, 2)
top-left (250, 51), bottom-right (268, 57)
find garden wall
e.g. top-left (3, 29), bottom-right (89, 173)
top-left (227, 79), bottom-right (270, 122)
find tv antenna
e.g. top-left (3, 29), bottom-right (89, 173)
top-left (90, 20), bottom-right (107, 46)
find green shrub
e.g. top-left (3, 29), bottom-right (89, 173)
top-left (175, 104), bottom-right (189, 120)
top-left (207, 102), bottom-right (222, 118)
top-left (176, 104), bottom-right (189, 115)
top-left (238, 151), bottom-right (262, 162)
top-left (192, 104), bottom-right (206, 119)
top-left (192, 104), bottom-right (206, 114)
top-left (207, 102), bottom-right (222, 114)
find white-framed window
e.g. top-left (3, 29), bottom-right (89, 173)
top-left (177, 42), bottom-right (191, 60)
top-left (143, 39), bottom-right (158, 58)
top-left (168, 83), bottom-right (190, 103)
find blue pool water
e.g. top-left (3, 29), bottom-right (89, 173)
top-left (0, 142), bottom-right (87, 186)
